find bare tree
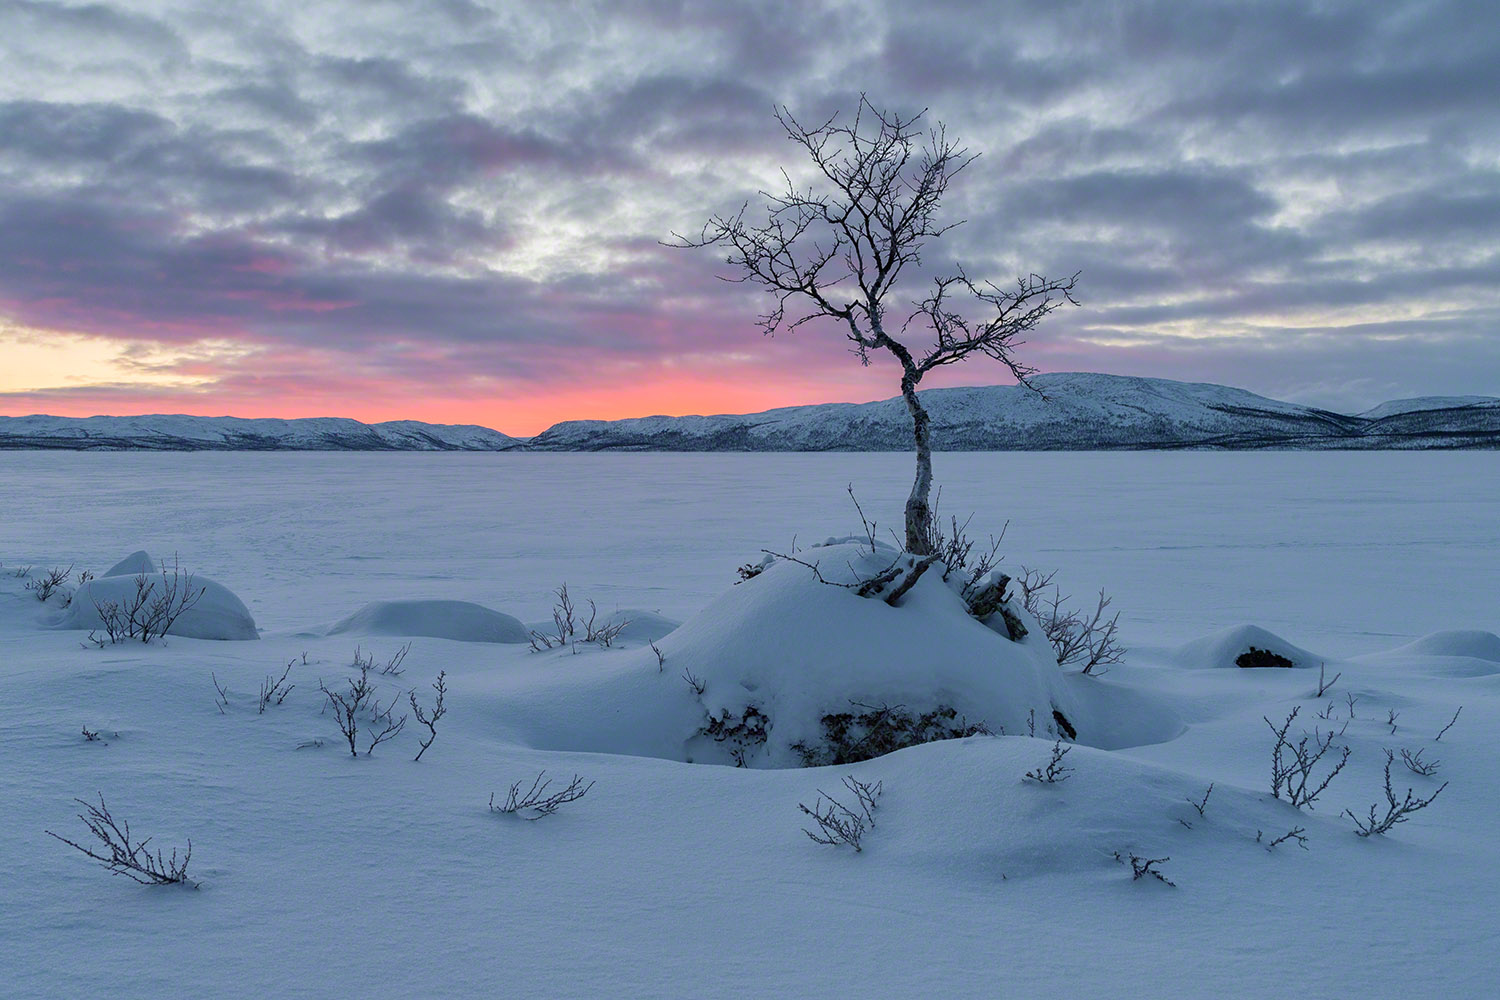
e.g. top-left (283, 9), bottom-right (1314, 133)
top-left (674, 97), bottom-right (1077, 553)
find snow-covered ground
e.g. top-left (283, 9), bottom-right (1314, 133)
top-left (2, 451), bottom-right (1497, 998)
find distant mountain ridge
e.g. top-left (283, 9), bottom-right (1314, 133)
top-left (527, 373), bottom-right (1500, 451)
top-left (2, 373), bottom-right (1498, 451)
top-left (0, 414), bottom-right (522, 451)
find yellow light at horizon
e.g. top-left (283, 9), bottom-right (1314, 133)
top-left (0, 325), bottom-right (219, 393)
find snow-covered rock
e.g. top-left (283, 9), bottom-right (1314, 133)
top-left (487, 542), bottom-right (1180, 767)
top-left (325, 599), bottom-right (528, 643)
top-left (55, 571), bottom-right (259, 640)
top-left (1172, 624), bottom-right (1321, 669)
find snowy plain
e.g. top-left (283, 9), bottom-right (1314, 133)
top-left (1, 450), bottom-right (1497, 998)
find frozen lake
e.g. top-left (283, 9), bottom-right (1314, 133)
top-left (3, 450), bottom-right (1495, 651)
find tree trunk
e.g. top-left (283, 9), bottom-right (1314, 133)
top-left (900, 367), bottom-right (934, 554)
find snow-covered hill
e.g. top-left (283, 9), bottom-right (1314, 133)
top-left (0, 414), bottom-right (522, 451)
top-left (3, 374), bottom-right (1497, 450)
top-left (529, 373), bottom-right (1500, 451)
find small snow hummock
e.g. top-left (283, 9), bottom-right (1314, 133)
top-left (55, 563), bottom-right (259, 641)
top-left (325, 599), bottom-right (529, 644)
top-left (1172, 624), bottom-right (1321, 670)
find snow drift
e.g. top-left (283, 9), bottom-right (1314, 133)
top-left (325, 599), bottom-right (528, 643)
top-left (55, 570), bottom-right (259, 640)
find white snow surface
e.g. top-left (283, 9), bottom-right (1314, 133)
top-left (2, 450), bottom-right (1498, 999)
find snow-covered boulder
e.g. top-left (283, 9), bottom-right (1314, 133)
top-left (483, 542), bottom-right (1179, 767)
top-left (1172, 624), bottom-right (1320, 669)
top-left (102, 550), bottom-right (157, 577)
top-left (56, 571), bottom-right (258, 640)
top-left (326, 599), bottom-right (528, 643)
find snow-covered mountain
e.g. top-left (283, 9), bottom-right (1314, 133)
top-left (528, 373), bottom-right (1500, 451)
top-left (0, 414), bottom-right (522, 451)
top-left (3, 374), bottom-right (1497, 450)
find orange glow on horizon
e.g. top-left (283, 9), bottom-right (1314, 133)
top-left (0, 372), bottom-right (895, 438)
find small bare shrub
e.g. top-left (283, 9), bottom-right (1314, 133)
top-left (650, 640), bottom-right (665, 670)
top-left (1187, 783), bottom-right (1213, 818)
top-left (319, 663), bottom-right (406, 757)
top-left (1435, 706), bottom-right (1461, 741)
top-left (682, 667), bottom-right (706, 696)
top-left (529, 584), bottom-right (578, 649)
top-left (409, 671), bottom-right (447, 762)
top-left (1018, 568), bottom-right (1124, 674)
top-left (799, 775), bottom-right (882, 852)
top-left (211, 672), bottom-right (230, 714)
top-left (582, 601), bottom-right (629, 647)
top-left (1114, 851), bottom-right (1174, 887)
top-left (81, 726), bottom-right (104, 743)
top-left (1024, 739), bottom-right (1075, 784)
top-left (1346, 749), bottom-right (1448, 837)
top-left (1260, 826), bottom-right (1308, 851)
top-left (25, 563), bottom-right (72, 602)
top-left (258, 661), bottom-right (295, 713)
top-left (1265, 706), bottom-right (1350, 809)
top-left (1399, 747), bottom-right (1440, 776)
top-left (46, 794), bottom-right (194, 886)
top-left (490, 772), bottom-right (593, 819)
top-left (1314, 662), bottom-right (1341, 696)
top-left (88, 560), bottom-right (205, 645)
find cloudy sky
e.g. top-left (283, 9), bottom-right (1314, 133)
top-left (1, 0), bottom-right (1496, 433)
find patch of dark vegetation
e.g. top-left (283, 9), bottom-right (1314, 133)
top-left (702, 705), bottom-right (769, 767)
top-left (1237, 646), bottom-right (1295, 669)
top-left (793, 702), bottom-right (989, 767)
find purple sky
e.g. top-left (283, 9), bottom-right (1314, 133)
top-left (1, 0), bottom-right (1497, 433)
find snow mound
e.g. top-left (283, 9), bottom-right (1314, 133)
top-left (1173, 624), bottom-right (1320, 669)
top-left (326, 599), bottom-right (528, 643)
top-left (1353, 630), bottom-right (1500, 677)
top-left (1389, 629), bottom-right (1500, 662)
top-left (482, 542), bottom-right (1180, 766)
top-left (102, 550), bottom-right (157, 577)
top-left (55, 572), bottom-right (258, 640)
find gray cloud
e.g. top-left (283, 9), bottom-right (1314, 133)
top-left (0, 0), bottom-right (1496, 421)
